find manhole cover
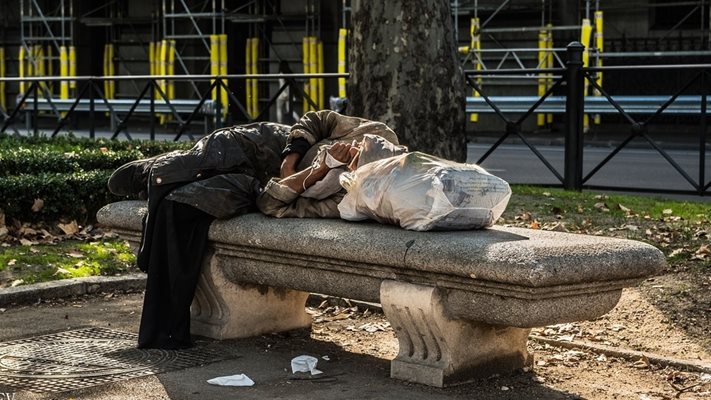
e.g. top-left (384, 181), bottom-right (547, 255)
top-left (0, 327), bottom-right (228, 393)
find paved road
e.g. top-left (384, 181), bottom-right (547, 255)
top-left (467, 143), bottom-right (711, 199)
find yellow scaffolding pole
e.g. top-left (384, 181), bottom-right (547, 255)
top-left (580, 18), bottom-right (592, 130)
top-left (27, 46), bottom-right (35, 89)
top-left (317, 39), bottom-right (324, 110)
top-left (103, 44), bottom-right (110, 99)
top-left (309, 37), bottom-right (318, 111)
top-left (159, 39), bottom-right (168, 123)
top-left (167, 40), bottom-right (175, 101)
top-left (251, 37), bottom-right (259, 118)
top-left (160, 39), bottom-right (169, 96)
top-left (34, 45), bottom-right (42, 78)
top-left (546, 25), bottom-right (554, 124)
top-left (302, 36), bottom-right (310, 112)
top-left (59, 46), bottom-right (69, 100)
top-left (35, 45), bottom-right (46, 97)
top-left (210, 35), bottom-right (220, 105)
top-left (46, 45), bottom-right (54, 95)
top-left (537, 28), bottom-right (547, 127)
top-left (219, 34), bottom-right (228, 118)
top-left (245, 37), bottom-right (253, 118)
top-left (594, 11), bottom-right (604, 125)
top-left (470, 17), bottom-right (481, 123)
top-left (152, 41), bottom-right (161, 98)
top-left (69, 46), bottom-right (77, 92)
top-left (0, 47), bottom-right (5, 110)
top-left (18, 46), bottom-right (26, 93)
top-left (337, 28), bottom-right (348, 98)
top-left (109, 44), bottom-right (116, 99)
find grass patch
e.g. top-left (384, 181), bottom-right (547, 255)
top-left (502, 185), bottom-right (711, 272)
top-left (0, 239), bottom-right (137, 287)
top-left (511, 185), bottom-right (710, 222)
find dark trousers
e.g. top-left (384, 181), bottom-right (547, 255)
top-left (137, 195), bottom-right (215, 349)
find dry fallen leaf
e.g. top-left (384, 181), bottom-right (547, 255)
top-left (529, 221), bottom-right (541, 230)
top-left (594, 202), bottom-right (610, 212)
top-left (618, 203), bottom-right (631, 213)
top-left (67, 251), bottom-right (84, 258)
top-left (668, 248), bottom-right (685, 258)
top-left (662, 209), bottom-right (673, 215)
top-left (19, 238), bottom-right (37, 246)
top-left (516, 212), bottom-right (532, 222)
top-left (8, 259), bottom-right (16, 266)
top-left (31, 198), bottom-right (45, 213)
top-left (58, 221), bottom-right (80, 235)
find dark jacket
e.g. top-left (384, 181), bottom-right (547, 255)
top-left (151, 122), bottom-right (291, 218)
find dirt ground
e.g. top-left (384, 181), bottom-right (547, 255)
top-left (1, 280), bottom-right (709, 399)
top-left (308, 282), bottom-right (711, 400)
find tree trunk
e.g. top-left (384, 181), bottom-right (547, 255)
top-left (348, 0), bottom-right (467, 162)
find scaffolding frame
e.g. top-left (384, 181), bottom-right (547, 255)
top-left (162, 0), bottom-right (226, 97)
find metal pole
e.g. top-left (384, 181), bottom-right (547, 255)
top-left (700, 71), bottom-right (707, 195)
top-left (33, 82), bottom-right (38, 136)
top-left (150, 80), bottom-right (156, 140)
top-left (89, 80), bottom-right (95, 139)
top-left (215, 77), bottom-right (222, 127)
top-left (564, 42), bottom-right (585, 191)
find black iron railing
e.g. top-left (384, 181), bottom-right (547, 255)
top-left (466, 42), bottom-right (710, 196)
top-left (0, 73), bottom-right (346, 141)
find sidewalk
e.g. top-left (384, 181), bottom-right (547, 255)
top-left (1, 278), bottom-right (709, 399)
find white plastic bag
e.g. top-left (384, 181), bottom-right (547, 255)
top-left (338, 152), bottom-right (511, 231)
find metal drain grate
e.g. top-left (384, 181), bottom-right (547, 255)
top-left (0, 327), bottom-right (228, 393)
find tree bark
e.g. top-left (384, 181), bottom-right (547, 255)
top-left (348, 0), bottom-right (467, 162)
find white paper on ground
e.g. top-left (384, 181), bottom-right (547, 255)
top-left (291, 355), bottom-right (323, 375)
top-left (206, 373), bottom-right (255, 387)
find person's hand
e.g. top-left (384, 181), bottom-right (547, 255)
top-left (317, 142), bottom-right (353, 171)
top-left (327, 142), bottom-right (353, 164)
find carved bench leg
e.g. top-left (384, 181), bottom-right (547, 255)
top-left (190, 250), bottom-right (312, 340)
top-left (380, 280), bottom-right (533, 387)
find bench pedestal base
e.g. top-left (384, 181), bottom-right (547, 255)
top-left (381, 281), bottom-right (532, 387)
top-left (190, 252), bottom-right (312, 339)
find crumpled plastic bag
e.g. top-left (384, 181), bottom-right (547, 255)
top-left (338, 152), bottom-right (511, 231)
top-left (291, 355), bottom-right (323, 375)
top-left (206, 373), bottom-right (255, 386)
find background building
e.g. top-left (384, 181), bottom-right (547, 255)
top-left (0, 0), bottom-right (708, 132)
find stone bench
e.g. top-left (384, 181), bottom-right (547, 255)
top-left (97, 200), bottom-right (665, 387)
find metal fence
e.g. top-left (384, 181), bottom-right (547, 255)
top-left (0, 73), bottom-right (346, 141)
top-left (1, 49), bottom-right (709, 196)
top-left (465, 42), bottom-right (710, 196)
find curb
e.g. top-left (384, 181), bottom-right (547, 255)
top-left (0, 274), bottom-right (146, 307)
